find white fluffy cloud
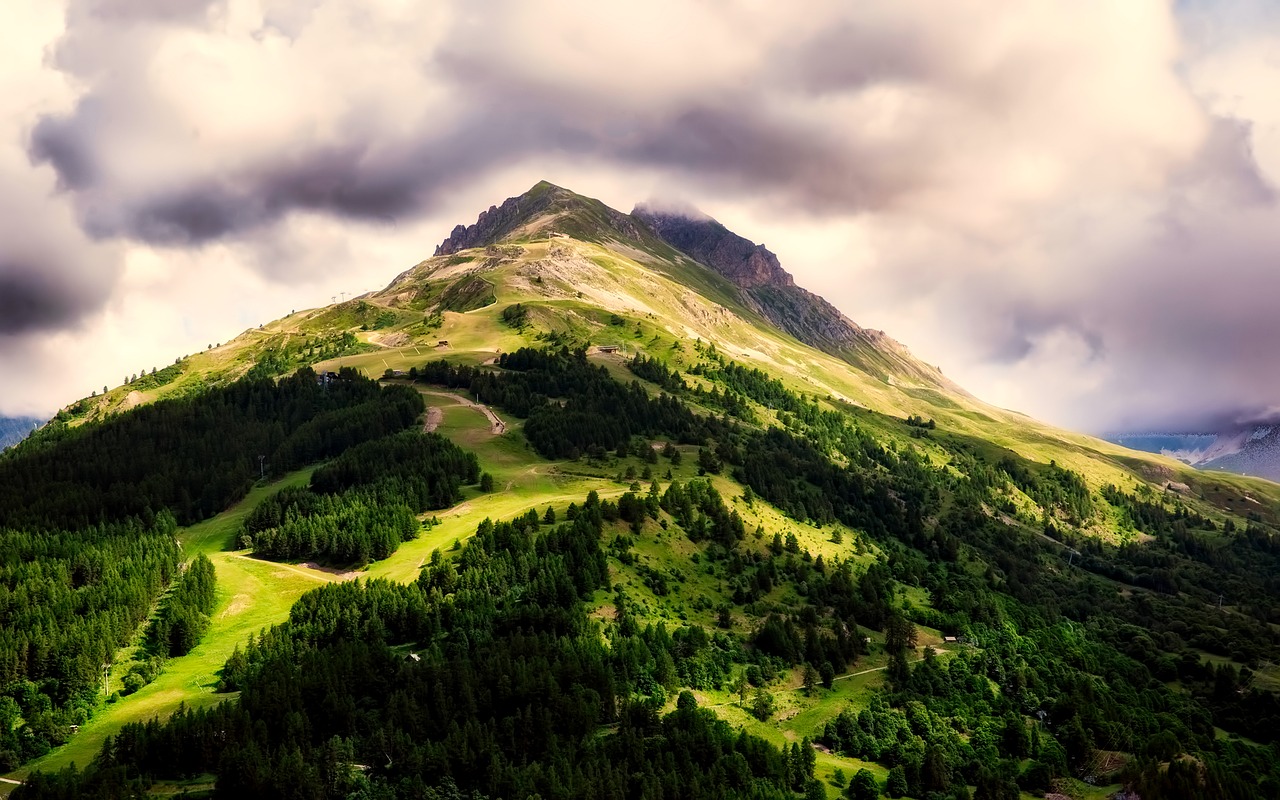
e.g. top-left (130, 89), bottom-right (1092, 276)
top-left (1, 0), bottom-right (1277, 432)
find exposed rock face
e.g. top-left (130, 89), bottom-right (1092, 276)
top-left (436, 181), bottom-right (650, 256)
top-left (633, 202), bottom-right (956, 388)
top-left (434, 185), bottom-right (557, 256)
top-left (632, 205), bottom-right (793, 289)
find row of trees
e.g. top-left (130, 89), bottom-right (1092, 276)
top-left (243, 432), bottom-right (479, 566)
top-left (147, 554), bottom-right (217, 659)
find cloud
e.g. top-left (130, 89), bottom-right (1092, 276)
top-left (3, 0), bottom-right (1280, 434)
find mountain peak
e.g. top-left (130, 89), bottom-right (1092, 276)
top-left (631, 203), bottom-right (794, 289)
top-left (434, 181), bottom-right (646, 256)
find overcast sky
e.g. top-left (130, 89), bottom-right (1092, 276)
top-left (2, 0), bottom-right (1278, 433)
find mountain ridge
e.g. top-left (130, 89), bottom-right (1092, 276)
top-left (0, 415), bottom-right (41, 450)
top-left (39, 179), bottom-right (1280, 511)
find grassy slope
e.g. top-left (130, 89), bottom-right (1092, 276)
top-left (7, 468), bottom-right (322, 781)
top-left (47, 226), bottom-right (1280, 521)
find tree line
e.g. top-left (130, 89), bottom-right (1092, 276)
top-left (147, 553), bottom-right (217, 659)
top-left (415, 347), bottom-right (725, 460)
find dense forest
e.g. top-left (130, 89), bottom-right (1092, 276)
top-left (12, 345), bottom-right (1280, 797)
top-left (0, 515), bottom-right (179, 770)
top-left (16, 496), bottom-right (813, 799)
top-left (0, 367), bottom-right (422, 530)
top-left (243, 432), bottom-right (479, 566)
top-left (415, 347), bottom-right (1280, 797)
top-left (0, 369), bottom-right (422, 769)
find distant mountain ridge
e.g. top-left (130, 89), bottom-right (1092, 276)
top-left (0, 416), bottom-right (41, 450)
top-left (1112, 424), bottom-right (1280, 481)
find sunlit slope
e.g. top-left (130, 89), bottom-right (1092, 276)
top-left (44, 184), bottom-right (1280, 528)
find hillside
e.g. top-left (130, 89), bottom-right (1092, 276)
top-left (8, 181), bottom-right (1280, 799)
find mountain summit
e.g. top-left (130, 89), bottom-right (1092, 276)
top-left (434, 181), bottom-right (652, 255)
top-left (429, 182), bottom-right (951, 388)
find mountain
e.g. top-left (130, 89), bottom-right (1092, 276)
top-left (1111, 424), bottom-right (1280, 481)
top-left (0, 415), bottom-right (40, 450)
top-left (43, 180), bottom-right (1280, 520)
top-left (1108, 432), bottom-right (1219, 464)
top-left (433, 181), bottom-right (950, 388)
top-left (1198, 423), bottom-right (1280, 479)
top-left (12, 180), bottom-right (1280, 798)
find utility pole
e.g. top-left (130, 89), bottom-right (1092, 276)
top-left (102, 662), bottom-right (111, 697)
top-left (1218, 593), bottom-right (1225, 611)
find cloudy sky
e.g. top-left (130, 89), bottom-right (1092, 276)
top-left (2, 0), bottom-right (1278, 433)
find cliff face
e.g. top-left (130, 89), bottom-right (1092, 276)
top-left (434, 184), bottom-right (559, 256)
top-left (632, 205), bottom-right (793, 289)
top-left (436, 181), bottom-right (650, 256)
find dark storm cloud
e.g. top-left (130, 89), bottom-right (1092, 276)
top-left (25, 1), bottom-right (962, 250)
top-left (29, 103), bottom-right (101, 190)
top-left (10, 0), bottom-right (1280, 431)
top-left (69, 0), bottom-right (222, 24)
top-left (0, 265), bottom-right (97, 336)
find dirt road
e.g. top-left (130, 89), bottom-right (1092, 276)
top-left (419, 390), bottom-right (506, 435)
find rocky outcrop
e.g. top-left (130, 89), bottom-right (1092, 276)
top-left (633, 202), bottom-right (957, 388)
top-left (436, 181), bottom-right (651, 256)
top-left (632, 204), bottom-right (793, 289)
top-left (435, 184), bottom-right (559, 256)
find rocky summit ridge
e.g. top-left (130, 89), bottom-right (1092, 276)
top-left (432, 181), bottom-right (953, 388)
